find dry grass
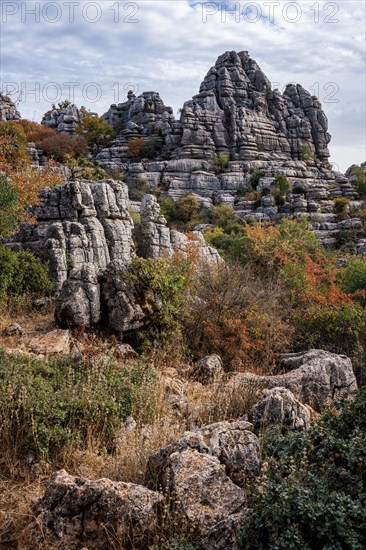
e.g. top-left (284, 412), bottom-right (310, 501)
top-left (0, 300), bottom-right (55, 353)
top-left (0, 477), bottom-right (44, 549)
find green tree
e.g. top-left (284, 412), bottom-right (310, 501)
top-left (176, 195), bottom-right (201, 224)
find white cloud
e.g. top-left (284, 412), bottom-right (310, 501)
top-left (0, 0), bottom-right (364, 171)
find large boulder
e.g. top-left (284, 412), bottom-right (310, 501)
top-left (191, 354), bottom-right (224, 384)
top-left (147, 419), bottom-right (261, 488)
top-left (252, 387), bottom-right (312, 434)
top-left (226, 350), bottom-right (357, 412)
top-left (163, 449), bottom-right (246, 532)
top-left (25, 470), bottom-right (163, 549)
top-left (55, 264), bottom-right (101, 327)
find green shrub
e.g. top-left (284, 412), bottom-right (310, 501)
top-left (348, 165), bottom-right (366, 198)
top-left (76, 112), bottom-right (116, 149)
top-left (292, 185), bottom-right (306, 195)
top-left (298, 302), bottom-right (366, 379)
top-left (207, 204), bottom-right (241, 231)
top-left (272, 174), bottom-right (291, 196)
top-left (124, 256), bottom-right (193, 360)
top-left (210, 152), bottom-right (229, 172)
top-left (0, 350), bottom-right (156, 467)
top-left (238, 388), bottom-right (366, 549)
top-left (339, 259), bottom-right (366, 294)
top-left (176, 195), bottom-right (201, 225)
top-left (334, 197), bottom-right (350, 222)
top-left (249, 169), bottom-right (265, 190)
top-left (0, 247), bottom-right (52, 307)
top-left (0, 175), bottom-right (18, 236)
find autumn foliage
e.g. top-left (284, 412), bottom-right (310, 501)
top-left (0, 120), bottom-right (64, 236)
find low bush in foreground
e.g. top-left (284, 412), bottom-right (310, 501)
top-left (238, 388), bottom-right (366, 549)
top-left (0, 351), bottom-right (156, 472)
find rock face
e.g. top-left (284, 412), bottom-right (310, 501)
top-left (252, 387), bottom-right (312, 433)
top-left (6, 179), bottom-right (221, 331)
top-left (147, 419), bottom-right (261, 489)
top-left (8, 179), bottom-right (134, 292)
top-left (135, 194), bottom-right (222, 264)
top-left (41, 103), bottom-right (81, 134)
top-left (162, 449), bottom-right (246, 531)
top-left (0, 94), bottom-right (21, 121)
top-left (30, 469), bottom-right (163, 549)
top-left (227, 349), bottom-right (358, 412)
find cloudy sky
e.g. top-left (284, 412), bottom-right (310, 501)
top-left (0, 0), bottom-right (365, 171)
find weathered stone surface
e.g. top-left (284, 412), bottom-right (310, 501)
top-left (7, 179), bottom-right (134, 292)
top-left (136, 194), bottom-right (222, 265)
top-left (55, 264), bottom-right (100, 327)
top-left (163, 449), bottom-right (246, 531)
top-left (147, 419), bottom-right (260, 488)
top-left (6, 179), bottom-right (221, 331)
top-left (100, 259), bottom-right (161, 333)
top-left (2, 323), bottom-right (24, 337)
top-left (226, 349), bottom-right (357, 412)
top-left (204, 512), bottom-right (247, 550)
top-left (252, 387), bottom-right (312, 433)
top-left (30, 469), bottom-right (163, 549)
top-left (41, 103), bottom-right (81, 134)
top-left (0, 94), bottom-right (21, 121)
top-left (28, 329), bottom-right (71, 354)
top-left (191, 354), bottom-right (224, 384)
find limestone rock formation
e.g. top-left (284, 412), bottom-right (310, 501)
top-left (28, 469), bottom-right (163, 549)
top-left (252, 387), bottom-right (312, 433)
top-left (0, 93), bottom-right (21, 121)
top-left (5, 179), bottom-right (221, 331)
top-left (226, 349), bottom-right (357, 412)
top-left (162, 449), bottom-right (246, 531)
top-left (135, 194), bottom-right (222, 264)
top-left (41, 103), bottom-right (81, 134)
top-left (147, 419), bottom-right (261, 488)
top-left (94, 51), bottom-right (360, 246)
top-left (99, 259), bottom-right (162, 333)
top-left (7, 179), bottom-right (134, 292)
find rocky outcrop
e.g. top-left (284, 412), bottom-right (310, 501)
top-left (94, 51), bottom-right (361, 246)
top-left (252, 387), bottom-right (312, 433)
top-left (204, 512), bottom-right (247, 550)
top-left (147, 419), bottom-right (261, 489)
top-left (226, 349), bottom-right (358, 412)
top-left (41, 103), bottom-right (81, 134)
top-left (28, 469), bottom-right (163, 549)
top-left (0, 94), bottom-right (21, 121)
top-left (7, 179), bottom-right (134, 292)
top-left (5, 179), bottom-right (221, 331)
